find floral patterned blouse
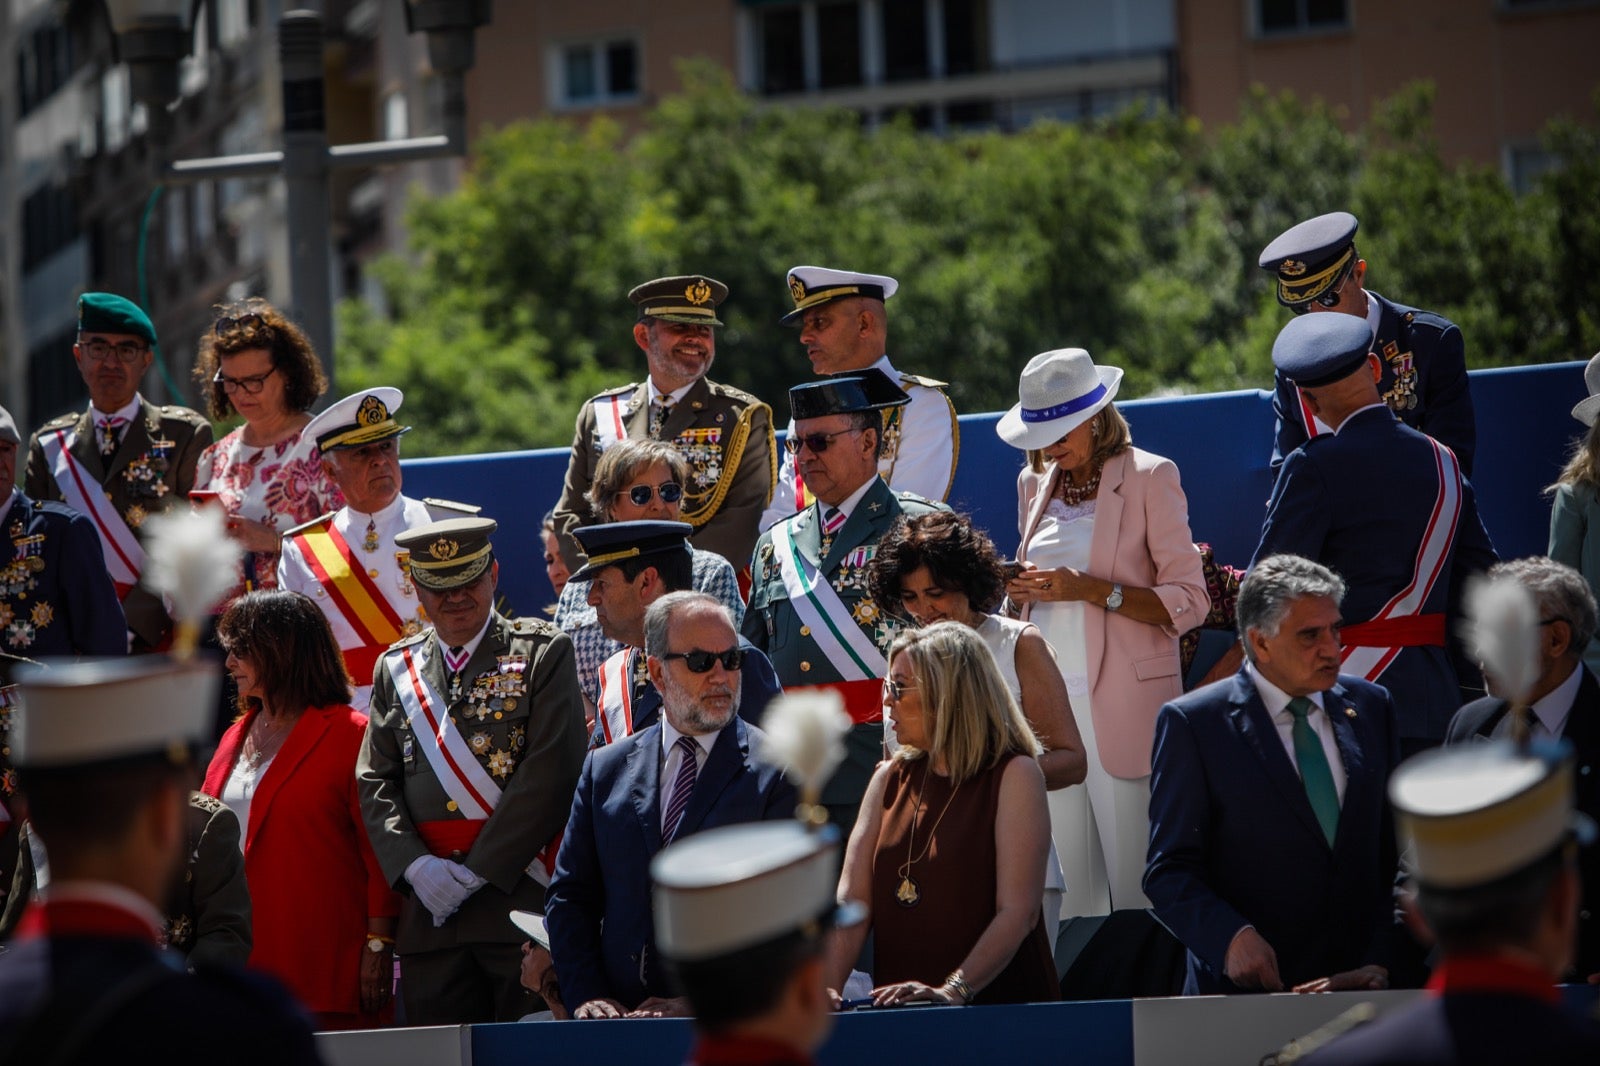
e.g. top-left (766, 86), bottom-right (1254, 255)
top-left (195, 425), bottom-right (345, 598)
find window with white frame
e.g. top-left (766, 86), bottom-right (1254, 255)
top-left (1256, 0), bottom-right (1349, 36)
top-left (553, 38), bottom-right (640, 108)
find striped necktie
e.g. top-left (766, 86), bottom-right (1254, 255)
top-left (819, 506), bottom-right (845, 555)
top-left (649, 396), bottom-right (675, 439)
top-left (661, 734), bottom-right (700, 843)
top-left (1287, 696), bottom-right (1340, 847)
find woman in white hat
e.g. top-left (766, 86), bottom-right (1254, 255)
top-left (1547, 351), bottom-right (1600, 676)
top-left (997, 349), bottom-right (1208, 917)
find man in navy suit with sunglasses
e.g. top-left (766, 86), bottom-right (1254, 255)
top-left (545, 584), bottom-right (795, 1019)
top-left (1259, 211), bottom-right (1476, 474)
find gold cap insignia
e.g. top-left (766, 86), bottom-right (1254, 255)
top-left (686, 279), bottom-right (712, 306)
top-left (789, 276), bottom-right (807, 304)
top-left (1280, 259), bottom-right (1307, 278)
top-left (428, 538), bottom-right (461, 562)
top-left (357, 395), bottom-right (390, 427)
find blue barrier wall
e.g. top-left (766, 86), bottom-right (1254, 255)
top-left (400, 360), bottom-right (1585, 618)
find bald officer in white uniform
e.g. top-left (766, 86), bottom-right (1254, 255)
top-left (759, 266), bottom-right (958, 531)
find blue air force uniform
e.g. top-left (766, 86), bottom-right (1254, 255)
top-left (1261, 212), bottom-right (1477, 474)
top-left (1252, 316), bottom-right (1497, 750)
top-left (0, 491), bottom-right (126, 657)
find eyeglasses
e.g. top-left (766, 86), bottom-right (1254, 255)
top-left (214, 312), bottom-right (274, 338)
top-left (213, 366), bottom-right (278, 395)
top-left (1287, 258), bottom-right (1357, 316)
top-left (662, 647), bottom-right (745, 673)
top-left (883, 677), bottom-right (917, 702)
top-left (627, 481), bottom-right (683, 507)
top-left (79, 339), bottom-right (150, 365)
top-left (784, 429), bottom-right (863, 456)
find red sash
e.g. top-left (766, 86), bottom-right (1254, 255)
top-left (418, 818), bottom-right (485, 858)
top-left (1340, 614), bottom-right (1445, 648)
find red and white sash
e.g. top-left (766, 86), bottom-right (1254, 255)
top-left (595, 647), bottom-right (637, 745)
top-left (39, 427), bottom-right (144, 596)
top-left (387, 645), bottom-right (559, 885)
top-left (1339, 440), bottom-right (1462, 682)
top-left (593, 394), bottom-right (631, 452)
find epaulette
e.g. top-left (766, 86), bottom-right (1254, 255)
top-left (511, 617), bottom-right (560, 639)
top-left (1261, 1002), bottom-right (1377, 1065)
top-left (189, 791), bottom-right (228, 815)
top-left (593, 382), bottom-right (642, 400)
top-left (896, 489), bottom-right (943, 509)
top-left (281, 511), bottom-right (336, 538)
top-left (32, 499), bottom-right (78, 520)
top-left (386, 628), bottom-right (431, 653)
top-left (704, 379), bottom-right (765, 406)
top-left (898, 372), bottom-right (950, 390)
top-left (423, 497), bottom-right (482, 519)
top-left (38, 412), bottom-right (79, 431)
top-left (158, 404), bottom-right (211, 425)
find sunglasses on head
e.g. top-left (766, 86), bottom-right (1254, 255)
top-left (783, 428), bottom-right (862, 455)
top-left (214, 312), bottom-right (274, 337)
top-left (628, 481), bottom-right (683, 506)
top-left (662, 647), bottom-right (746, 673)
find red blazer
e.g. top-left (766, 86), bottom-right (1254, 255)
top-left (204, 704), bottom-right (399, 1015)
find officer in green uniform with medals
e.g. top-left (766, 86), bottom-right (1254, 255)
top-left (744, 370), bottom-right (948, 831)
top-left (24, 293), bottom-right (213, 651)
top-left (553, 275), bottom-right (777, 574)
top-left (357, 517), bottom-right (587, 1024)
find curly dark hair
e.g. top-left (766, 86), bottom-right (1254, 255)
top-left (217, 590), bottom-right (352, 715)
top-left (193, 298), bottom-right (329, 420)
top-left (867, 511), bottom-right (1007, 619)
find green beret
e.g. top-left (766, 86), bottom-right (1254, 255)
top-left (78, 292), bottom-right (156, 345)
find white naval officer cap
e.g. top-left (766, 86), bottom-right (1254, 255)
top-left (13, 656), bottom-right (220, 769)
top-left (782, 265), bottom-right (899, 325)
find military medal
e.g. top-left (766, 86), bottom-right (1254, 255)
top-left (125, 504), bottom-right (148, 529)
top-left (487, 748), bottom-right (516, 779)
top-left (396, 550), bottom-right (415, 596)
top-left (363, 519), bottom-right (380, 553)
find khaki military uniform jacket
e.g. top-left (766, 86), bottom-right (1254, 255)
top-left (24, 399), bottom-right (213, 649)
top-left (553, 376), bottom-right (776, 572)
top-left (357, 613), bottom-right (587, 953)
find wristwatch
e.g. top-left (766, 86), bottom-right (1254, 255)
top-left (1104, 583), bottom-right (1124, 612)
top-left (367, 935), bottom-right (392, 954)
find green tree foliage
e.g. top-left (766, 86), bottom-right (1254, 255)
top-left (338, 66), bottom-right (1600, 455)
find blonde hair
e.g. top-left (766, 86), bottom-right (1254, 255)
top-left (887, 621), bottom-right (1041, 784)
top-left (1548, 422), bottom-right (1600, 495)
top-left (1025, 403), bottom-right (1133, 474)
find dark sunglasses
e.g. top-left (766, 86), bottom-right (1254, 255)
top-left (783, 428), bottom-right (862, 455)
top-left (214, 312), bottom-right (274, 337)
top-left (1287, 258), bottom-right (1357, 316)
top-left (628, 481), bottom-right (683, 506)
top-left (662, 647), bottom-right (746, 673)
top-left (883, 677), bottom-right (917, 701)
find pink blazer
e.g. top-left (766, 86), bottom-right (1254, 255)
top-left (1016, 447), bottom-right (1208, 779)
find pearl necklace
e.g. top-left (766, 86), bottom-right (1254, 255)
top-left (1055, 463), bottom-right (1103, 506)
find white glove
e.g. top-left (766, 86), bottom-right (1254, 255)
top-left (406, 855), bottom-right (484, 926)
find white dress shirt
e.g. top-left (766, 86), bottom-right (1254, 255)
top-left (1492, 661), bottom-right (1582, 741)
top-left (1248, 662), bottom-right (1348, 805)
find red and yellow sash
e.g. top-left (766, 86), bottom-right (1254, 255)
top-left (287, 521), bottom-right (406, 681)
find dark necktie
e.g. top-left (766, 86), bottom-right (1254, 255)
top-left (649, 396), bottom-right (675, 439)
top-left (661, 734), bottom-right (700, 843)
top-left (1287, 696), bottom-right (1340, 846)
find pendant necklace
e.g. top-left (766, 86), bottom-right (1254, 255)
top-left (896, 761), bottom-right (963, 907)
top-left (241, 711), bottom-right (293, 771)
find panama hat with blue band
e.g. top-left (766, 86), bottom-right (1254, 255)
top-left (996, 348), bottom-right (1123, 452)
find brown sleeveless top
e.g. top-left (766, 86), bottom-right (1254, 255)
top-left (869, 755), bottom-right (1060, 1004)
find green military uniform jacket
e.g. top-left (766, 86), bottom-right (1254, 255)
top-left (357, 613), bottom-right (587, 954)
top-left (743, 478), bottom-right (947, 819)
top-left (553, 376), bottom-right (776, 572)
top-left (24, 399), bottom-right (213, 649)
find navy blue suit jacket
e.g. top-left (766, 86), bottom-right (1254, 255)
top-left (1447, 666), bottom-right (1600, 980)
top-left (1272, 291), bottom-right (1476, 475)
top-left (1253, 407), bottom-right (1497, 743)
top-left (545, 716), bottom-right (797, 1011)
top-left (1144, 669), bottom-right (1401, 994)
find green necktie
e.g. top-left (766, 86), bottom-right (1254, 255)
top-left (1287, 696), bottom-right (1340, 847)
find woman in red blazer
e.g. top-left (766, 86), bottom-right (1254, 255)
top-left (998, 349), bottom-right (1208, 921)
top-left (204, 590), bottom-right (400, 1030)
